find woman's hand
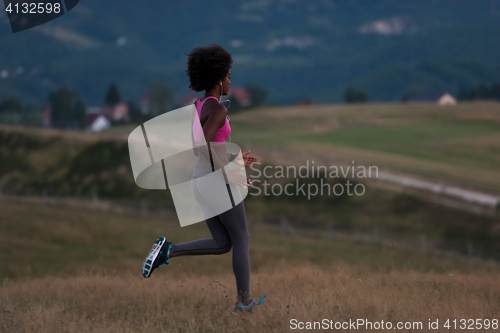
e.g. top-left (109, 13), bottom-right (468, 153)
top-left (238, 150), bottom-right (259, 167)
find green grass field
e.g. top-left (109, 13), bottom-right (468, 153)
top-left (4, 102), bottom-right (499, 193)
top-left (2, 195), bottom-right (498, 281)
top-left (229, 102), bottom-right (500, 192)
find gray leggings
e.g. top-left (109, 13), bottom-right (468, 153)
top-left (170, 183), bottom-right (250, 299)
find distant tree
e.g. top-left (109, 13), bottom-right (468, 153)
top-left (127, 100), bottom-right (146, 123)
top-left (48, 87), bottom-right (86, 129)
top-left (0, 96), bottom-right (21, 112)
top-left (344, 87), bottom-right (368, 103)
top-left (458, 81), bottom-right (500, 101)
top-left (245, 84), bottom-right (268, 106)
top-left (104, 83), bottom-right (121, 106)
top-left (492, 82), bottom-right (500, 101)
top-left (149, 80), bottom-right (174, 116)
top-left (401, 87), bottom-right (424, 103)
top-left (476, 83), bottom-right (490, 99)
top-left (457, 86), bottom-right (474, 101)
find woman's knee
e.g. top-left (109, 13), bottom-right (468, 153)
top-left (221, 240), bottom-right (232, 254)
top-left (214, 238), bottom-right (232, 254)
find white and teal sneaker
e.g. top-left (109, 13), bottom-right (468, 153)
top-left (142, 237), bottom-right (172, 278)
top-left (231, 294), bottom-right (266, 315)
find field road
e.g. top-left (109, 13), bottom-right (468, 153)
top-left (377, 170), bottom-right (500, 207)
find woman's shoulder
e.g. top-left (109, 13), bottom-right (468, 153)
top-left (203, 98), bottom-right (227, 116)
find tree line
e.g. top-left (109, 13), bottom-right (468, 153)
top-left (0, 81), bottom-right (269, 129)
top-left (458, 82), bottom-right (500, 101)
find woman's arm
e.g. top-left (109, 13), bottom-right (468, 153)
top-left (198, 101), bottom-right (246, 188)
top-left (199, 102), bottom-right (228, 170)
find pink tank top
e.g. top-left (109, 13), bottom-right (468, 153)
top-left (194, 96), bottom-right (231, 143)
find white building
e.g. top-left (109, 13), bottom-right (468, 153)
top-left (87, 114), bottom-right (111, 132)
top-left (437, 93), bottom-right (457, 106)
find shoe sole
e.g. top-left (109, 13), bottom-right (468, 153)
top-left (142, 237), bottom-right (166, 278)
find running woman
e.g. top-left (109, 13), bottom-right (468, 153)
top-left (142, 44), bottom-right (265, 313)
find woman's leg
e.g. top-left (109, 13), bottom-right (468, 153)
top-left (169, 216), bottom-right (232, 257)
top-left (172, 178), bottom-right (251, 303)
top-left (170, 178), bottom-right (233, 257)
top-left (170, 201), bottom-right (251, 303)
top-left (216, 199), bottom-right (250, 301)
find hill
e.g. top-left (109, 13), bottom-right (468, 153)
top-left (0, 0), bottom-right (500, 105)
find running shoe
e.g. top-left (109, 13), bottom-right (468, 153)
top-left (142, 236), bottom-right (172, 278)
top-left (231, 294), bottom-right (266, 315)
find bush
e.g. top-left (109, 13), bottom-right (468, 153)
top-left (344, 87), bottom-right (368, 103)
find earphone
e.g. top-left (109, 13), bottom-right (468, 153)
top-left (219, 82), bottom-right (231, 142)
top-left (218, 81), bottom-right (231, 109)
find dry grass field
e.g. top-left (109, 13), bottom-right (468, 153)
top-left (2, 263), bottom-right (500, 332)
top-left (1, 198), bottom-right (500, 332)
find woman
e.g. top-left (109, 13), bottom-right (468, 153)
top-left (142, 44), bottom-right (265, 313)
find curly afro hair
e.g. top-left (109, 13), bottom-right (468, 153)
top-left (185, 44), bottom-right (233, 92)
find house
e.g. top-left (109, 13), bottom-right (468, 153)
top-left (227, 87), bottom-right (250, 106)
top-left (42, 106), bottom-right (51, 127)
top-left (407, 92), bottom-right (457, 105)
top-left (179, 93), bottom-right (198, 106)
top-left (437, 93), bottom-right (457, 106)
top-left (100, 102), bottom-right (130, 121)
top-left (179, 87), bottom-right (251, 108)
top-left (139, 93), bottom-right (150, 115)
top-left (84, 102), bottom-right (129, 132)
top-left (86, 113), bottom-right (111, 132)
top-left (408, 93), bottom-right (443, 103)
